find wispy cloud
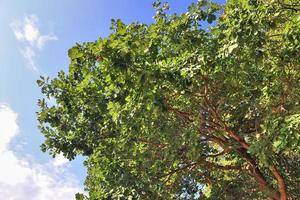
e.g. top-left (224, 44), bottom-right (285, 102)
top-left (20, 46), bottom-right (38, 72)
top-left (10, 15), bottom-right (57, 72)
top-left (0, 104), bottom-right (82, 200)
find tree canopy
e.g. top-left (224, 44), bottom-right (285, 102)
top-left (37, 0), bottom-right (300, 199)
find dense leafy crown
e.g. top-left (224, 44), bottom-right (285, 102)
top-left (37, 0), bottom-right (300, 199)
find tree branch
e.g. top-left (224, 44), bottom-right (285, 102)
top-left (271, 165), bottom-right (287, 200)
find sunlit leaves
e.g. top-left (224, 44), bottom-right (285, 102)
top-left (37, 0), bottom-right (300, 199)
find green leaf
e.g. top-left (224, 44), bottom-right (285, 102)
top-left (68, 46), bottom-right (83, 59)
top-left (207, 14), bottom-right (216, 24)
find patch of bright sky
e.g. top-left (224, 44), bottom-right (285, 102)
top-left (0, 0), bottom-right (224, 199)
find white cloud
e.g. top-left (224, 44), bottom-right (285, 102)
top-left (23, 15), bottom-right (40, 44)
top-left (20, 46), bottom-right (38, 72)
top-left (37, 34), bottom-right (58, 49)
top-left (53, 153), bottom-right (70, 167)
top-left (10, 15), bottom-right (58, 72)
top-left (0, 104), bottom-right (18, 151)
top-left (0, 104), bottom-right (82, 200)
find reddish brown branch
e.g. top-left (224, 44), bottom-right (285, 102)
top-left (271, 165), bottom-right (287, 200)
top-left (165, 97), bottom-right (193, 122)
top-left (237, 148), bottom-right (280, 200)
top-left (199, 76), bottom-right (286, 200)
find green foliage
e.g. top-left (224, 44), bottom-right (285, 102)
top-left (38, 0), bottom-right (300, 199)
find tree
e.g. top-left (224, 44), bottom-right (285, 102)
top-left (37, 0), bottom-right (300, 199)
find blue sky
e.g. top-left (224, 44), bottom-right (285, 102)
top-left (0, 0), bottom-right (224, 199)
